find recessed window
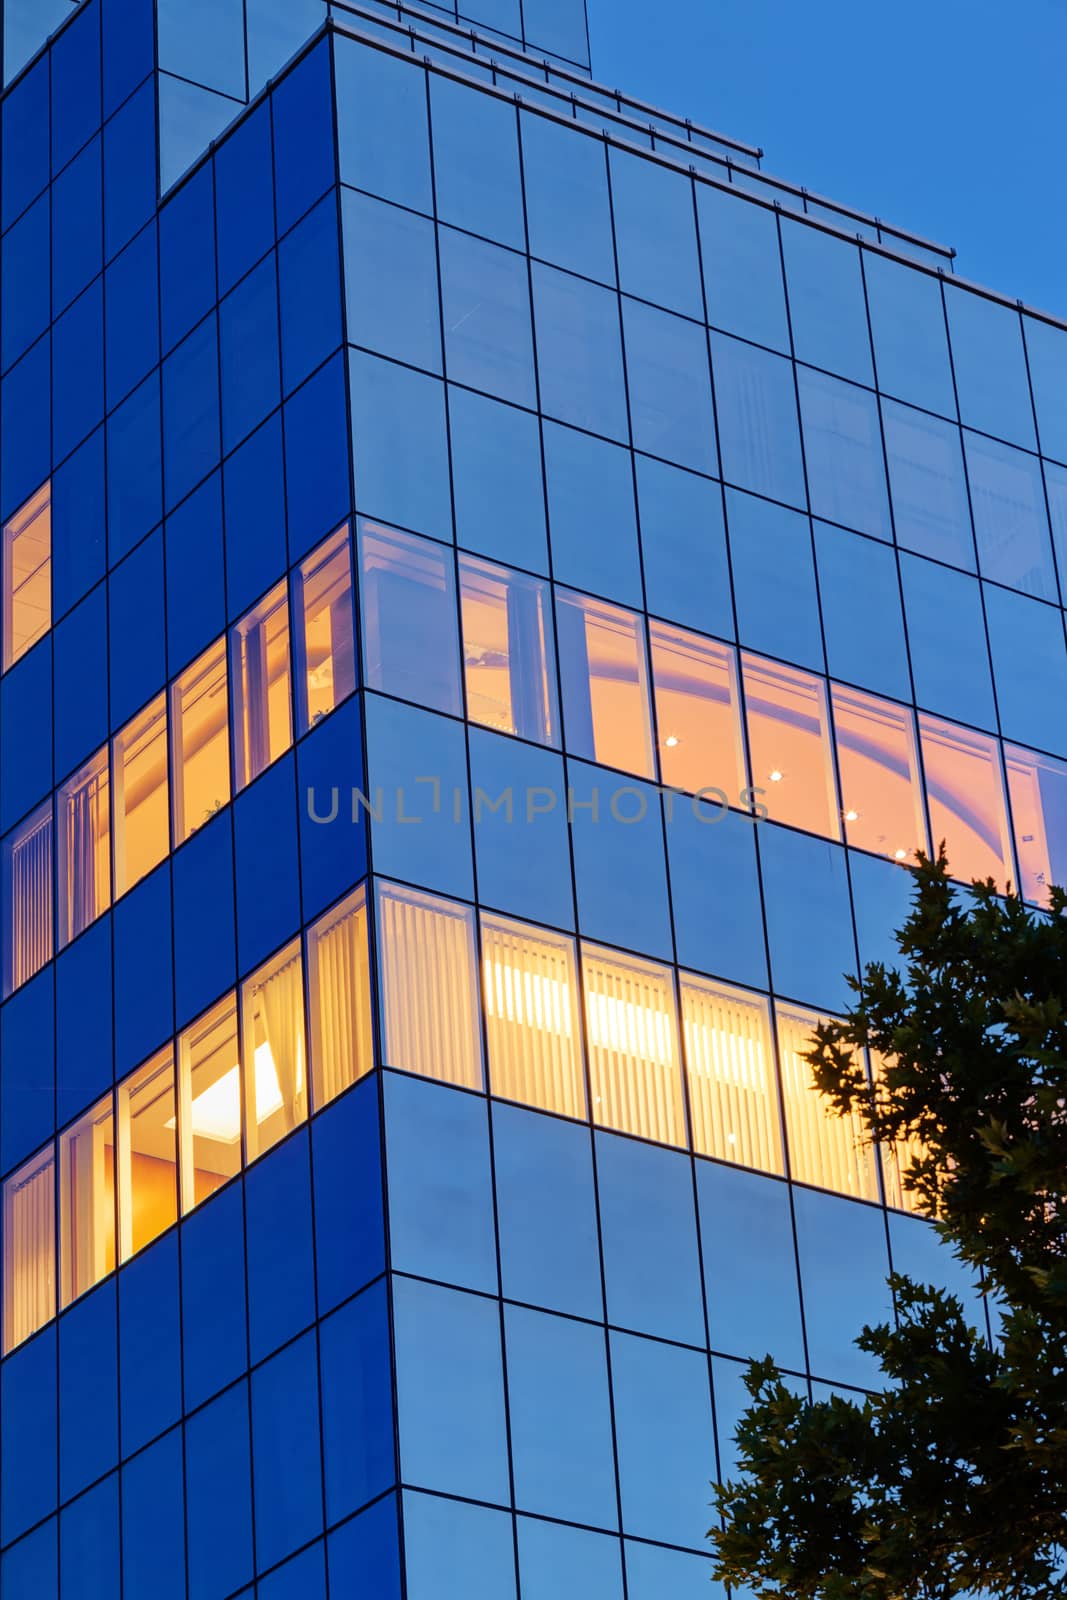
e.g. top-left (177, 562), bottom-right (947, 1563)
top-left (2, 1146), bottom-right (55, 1356)
top-left (230, 580), bottom-right (292, 792)
top-left (294, 525), bottom-right (356, 735)
top-left (307, 886), bottom-right (374, 1109)
top-left (459, 555), bottom-right (559, 745)
top-left (1004, 743), bottom-right (1067, 907)
top-left (556, 590), bottom-right (655, 778)
top-left (117, 1048), bottom-right (178, 1263)
top-left (832, 685), bottom-right (927, 863)
top-left (918, 713), bottom-right (1013, 888)
top-left (482, 914), bottom-right (586, 1119)
top-left (177, 995), bottom-right (241, 1213)
top-left (359, 521), bottom-right (462, 715)
top-left (377, 881), bottom-right (483, 1089)
top-left (582, 943), bottom-right (686, 1146)
top-left (59, 1094), bottom-right (116, 1309)
top-left (241, 940), bottom-right (308, 1163)
top-left (171, 640), bottom-right (231, 844)
top-left (776, 1002), bottom-right (878, 1201)
top-left (113, 693), bottom-right (169, 897)
top-left (742, 654), bottom-right (840, 838)
top-left (57, 748), bottom-right (111, 949)
top-left (681, 975), bottom-right (783, 1174)
top-left (2, 483), bottom-right (51, 672)
top-left (2, 801), bottom-right (53, 997)
top-left (650, 623), bottom-right (745, 799)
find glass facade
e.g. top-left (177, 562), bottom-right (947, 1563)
top-left (0, 0), bottom-right (1042, 1592)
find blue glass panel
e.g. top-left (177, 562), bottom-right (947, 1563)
top-left (285, 353), bottom-right (353, 561)
top-left (713, 334), bottom-right (805, 507)
top-left (636, 456), bottom-right (732, 639)
top-left (984, 585), bottom-right (1067, 756)
top-left (797, 366), bottom-right (891, 539)
top-left (523, 0), bottom-right (589, 61)
top-left (945, 286), bottom-right (1036, 450)
top-left (384, 1072), bottom-right (498, 1293)
top-left (666, 804), bottom-right (769, 989)
top-left (257, 1542), bottom-right (327, 1600)
top-left (319, 1284), bottom-right (396, 1522)
top-left (52, 138), bottom-right (101, 315)
top-left (1024, 314), bottom-right (1067, 465)
top-left (0, 1327), bottom-right (56, 1543)
top-left (0, 645), bottom-right (51, 834)
top-left (532, 263), bottom-right (629, 442)
top-left (51, 2), bottom-right (100, 170)
top-left (430, 74), bottom-right (524, 249)
top-left (312, 1078), bottom-right (385, 1313)
top-left (52, 282), bottom-right (105, 466)
top-left (53, 586), bottom-right (108, 781)
top-left (270, 35), bottom-right (336, 237)
top-left (625, 1541), bottom-right (727, 1600)
top-left (219, 255), bottom-right (281, 454)
top-left (570, 764), bottom-right (673, 960)
top-left (172, 813), bottom-right (238, 1023)
top-left (544, 422), bottom-right (642, 606)
top-left (335, 40), bottom-right (432, 214)
top-left (161, 312), bottom-right (221, 512)
top-left (114, 869), bottom-right (173, 1075)
top-left (185, 1383), bottom-right (255, 1600)
top-left (223, 415), bottom-right (286, 620)
top-left (727, 489), bottom-right (823, 671)
top-left (493, 1103), bottom-right (602, 1318)
top-left (53, 428), bottom-right (106, 618)
top-left (233, 756), bottom-right (300, 973)
top-left (181, 1179), bottom-right (248, 1412)
top-left (521, 110), bottom-right (615, 286)
top-left (1, 339), bottom-right (51, 526)
top-left (1, 968), bottom-right (55, 1170)
top-left (343, 190), bottom-right (441, 372)
top-left (349, 351), bottom-right (452, 539)
top-left (55, 920), bottom-right (112, 1126)
top-left (297, 702), bottom-right (369, 923)
top-left (597, 1133), bottom-right (705, 1345)
top-left (449, 389), bottom-right (548, 572)
top-left (121, 1431), bottom-right (185, 1600)
top-left (105, 222), bottom-right (159, 410)
top-left (697, 1162), bottom-right (805, 1368)
top-left (470, 731), bottom-right (573, 928)
top-left (760, 827), bottom-right (856, 1012)
top-left (1, 57), bottom-right (48, 232)
top-left (403, 1492), bottom-right (516, 1600)
top-left (3, 1521), bottom-right (58, 1598)
top-left (964, 431), bottom-right (1056, 600)
top-left (882, 398), bottom-right (974, 569)
top-left (440, 227), bottom-right (535, 407)
top-left (118, 1234), bottom-right (181, 1456)
top-left (251, 1332), bottom-right (324, 1571)
top-left (849, 849), bottom-right (914, 976)
top-left (59, 1474), bottom-right (119, 1600)
top-left (215, 104), bottom-right (274, 295)
top-left (158, 0), bottom-right (246, 98)
top-left (610, 149), bottom-right (702, 319)
top-left (107, 529), bottom-right (165, 730)
top-left (158, 77), bottom-right (237, 203)
top-left (698, 184), bottom-right (789, 353)
top-left (102, 0), bottom-right (154, 116)
top-left (887, 1211), bottom-right (986, 1330)
top-left (610, 1329), bottom-right (715, 1549)
top-left (899, 553), bottom-right (996, 729)
top-left (278, 194), bottom-right (343, 395)
top-left (159, 161), bottom-right (216, 356)
top-left (814, 522), bottom-right (910, 700)
top-left (327, 1497), bottom-right (402, 1599)
top-left (518, 1518), bottom-right (624, 1600)
top-left (863, 251), bottom-right (955, 418)
top-left (59, 1284), bottom-right (118, 1500)
top-left (245, 1132), bottom-right (316, 1363)
top-left (393, 1277), bottom-right (509, 1503)
top-left (1, 195), bottom-right (49, 371)
top-left (781, 220), bottom-right (872, 385)
top-left (364, 695), bottom-right (473, 899)
top-left (101, 81), bottom-right (155, 261)
top-left (793, 1187), bottom-right (892, 1387)
top-left (165, 472), bottom-right (226, 670)
top-left (623, 298), bottom-right (717, 474)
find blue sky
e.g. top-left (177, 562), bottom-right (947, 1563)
top-left (586, 0), bottom-right (1067, 320)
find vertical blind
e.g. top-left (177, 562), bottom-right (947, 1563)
top-left (777, 1003), bottom-right (878, 1200)
top-left (482, 915), bottom-right (586, 1119)
top-left (582, 944), bottom-right (687, 1146)
top-left (681, 975), bottom-right (783, 1175)
top-left (308, 888), bottom-right (374, 1108)
top-left (379, 884), bottom-right (483, 1089)
top-left (2, 1147), bottom-right (55, 1356)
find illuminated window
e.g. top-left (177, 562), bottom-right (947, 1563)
top-left (171, 640), bottom-right (230, 844)
top-left (874, 1055), bottom-right (928, 1216)
top-left (377, 882), bottom-right (483, 1089)
top-left (57, 748), bottom-right (111, 948)
top-left (2, 1147), bottom-right (55, 1355)
top-left (742, 654), bottom-right (840, 837)
top-left (919, 714), bottom-right (1013, 888)
top-left (776, 1003), bottom-right (878, 1200)
top-left (241, 940), bottom-right (308, 1163)
top-left (307, 886), bottom-right (374, 1109)
top-left (681, 976), bottom-right (783, 1174)
top-left (230, 580), bottom-right (292, 792)
top-left (481, 914), bottom-right (585, 1119)
top-left (117, 1049), bottom-right (178, 1263)
top-left (2, 802), bottom-right (53, 997)
top-left (832, 685), bottom-right (927, 862)
top-left (557, 591), bottom-right (655, 777)
top-left (1004, 743), bottom-right (1067, 906)
top-left (177, 995), bottom-right (241, 1214)
top-left (459, 556), bottom-right (558, 745)
top-left (59, 1095), bottom-right (116, 1308)
top-left (581, 943), bottom-right (686, 1146)
top-left (2, 483), bottom-right (51, 671)
top-left (294, 526), bottom-right (356, 735)
top-left (650, 623), bottom-right (745, 799)
top-left (359, 521), bottom-right (462, 715)
top-left (113, 694), bottom-right (169, 897)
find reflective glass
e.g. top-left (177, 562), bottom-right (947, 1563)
top-left (781, 220), bottom-right (872, 385)
top-left (863, 251), bottom-right (955, 418)
top-left (556, 590), bottom-right (655, 778)
top-left (900, 554), bottom-right (997, 730)
top-left (697, 183), bottom-right (789, 352)
top-left (59, 1093), bottom-right (115, 1307)
top-left (440, 227), bottom-right (535, 408)
top-left (377, 882), bottom-right (483, 1089)
top-left (117, 1047), bottom-right (177, 1262)
top-left (482, 914), bottom-right (586, 1120)
top-left (293, 526), bottom-right (356, 735)
top-left (342, 190), bottom-right (440, 372)
top-left (1004, 744), bottom-right (1067, 906)
top-left (681, 975), bottom-right (782, 1173)
top-left (2, 482), bottom-right (50, 671)
top-left (429, 73), bottom-right (524, 249)
top-left (712, 333), bottom-right (805, 507)
top-left (609, 149), bottom-right (702, 319)
top-left (531, 263), bottom-right (629, 441)
top-left (945, 286), bottom-right (1036, 450)
top-left (882, 399), bottom-right (975, 569)
top-left (2, 1147), bottom-right (55, 1355)
top-left (814, 522), bottom-right (910, 701)
top-left (636, 455), bottom-right (733, 640)
top-left (697, 1162), bottom-right (804, 1369)
top-left (797, 366), bottom-right (891, 539)
top-left (621, 298), bottom-right (717, 474)
top-left (544, 422), bottom-right (642, 607)
top-left (241, 939), bottom-right (308, 1163)
top-left (777, 1002), bottom-right (878, 1200)
top-left (963, 431), bottom-right (1056, 600)
top-left (459, 555), bottom-right (558, 745)
top-left (919, 713), bottom-right (1013, 887)
top-left (57, 747), bottom-right (111, 948)
top-left (650, 622), bottom-right (745, 800)
top-left (520, 110), bottom-right (615, 286)
top-left (1024, 313), bottom-right (1067, 465)
top-left (581, 943), bottom-right (686, 1147)
top-left (230, 580), bottom-right (292, 792)
top-left (2, 800), bottom-right (52, 996)
top-left (359, 522), bottom-right (462, 716)
top-left (177, 994), bottom-right (242, 1214)
top-left (112, 693), bottom-right (169, 897)
top-left (832, 685), bottom-right (927, 862)
top-left (307, 886), bottom-right (374, 1108)
top-left (727, 489), bottom-right (823, 672)
top-left (171, 640), bottom-right (231, 844)
top-left (742, 653), bottom-right (839, 837)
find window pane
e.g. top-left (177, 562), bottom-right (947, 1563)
top-left (882, 399), bottom-right (975, 570)
top-left (742, 654), bottom-right (839, 838)
top-left (556, 590), bottom-right (654, 778)
top-left (482, 914), bottom-right (586, 1120)
top-left (307, 885), bottom-right (374, 1109)
top-left (2, 801), bottom-right (52, 997)
top-left (294, 525), bottom-right (356, 735)
top-left (776, 1003), bottom-right (878, 1200)
top-left (177, 994), bottom-right (241, 1214)
top-left (59, 1094), bottom-right (116, 1308)
top-left (377, 882), bottom-right (483, 1089)
top-left (873, 1054), bottom-right (927, 1216)
top-left (918, 714), bottom-right (1013, 888)
top-left (681, 976), bottom-right (783, 1175)
top-left (241, 939), bottom-right (308, 1163)
top-left (57, 747), bottom-right (111, 948)
top-left (1004, 743), bottom-right (1067, 907)
top-left (230, 579), bottom-right (292, 791)
top-left (2, 1147), bottom-right (55, 1355)
top-left (797, 367), bottom-right (891, 540)
top-left (650, 622), bottom-right (745, 801)
top-left (582, 943), bottom-right (686, 1147)
top-left (113, 693), bottom-right (169, 897)
top-left (459, 555), bottom-right (558, 746)
top-left (832, 686), bottom-right (927, 863)
top-left (171, 639), bottom-right (230, 844)
top-left (963, 432), bottom-right (1057, 602)
top-left (359, 521), bottom-right (461, 716)
top-left (2, 482), bottom-right (51, 671)
top-left (117, 1048), bottom-right (178, 1263)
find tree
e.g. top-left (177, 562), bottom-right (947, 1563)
top-left (710, 852), bottom-right (1067, 1599)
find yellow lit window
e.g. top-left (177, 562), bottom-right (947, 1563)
top-left (231, 580), bottom-right (292, 791)
top-left (482, 914), bottom-right (586, 1120)
top-left (2, 801), bottom-right (53, 997)
top-left (743, 654), bottom-right (840, 837)
top-left (307, 886), bottom-right (374, 1109)
top-left (294, 526), bottom-right (356, 734)
top-left (776, 1002), bottom-right (878, 1200)
top-left (556, 590), bottom-right (655, 778)
top-left (117, 1049), bottom-right (178, 1263)
top-left (832, 685), bottom-right (928, 863)
top-left (113, 693), bottom-right (169, 897)
top-left (359, 521), bottom-right (462, 715)
top-left (57, 747), bottom-right (111, 948)
top-left (1004, 743), bottom-right (1067, 907)
top-left (241, 940), bottom-right (308, 1163)
top-left (2, 483), bottom-right (51, 671)
top-left (59, 1095), bottom-right (115, 1308)
top-left (377, 882), bottom-right (483, 1089)
top-left (177, 995), bottom-right (241, 1213)
top-left (919, 713), bottom-right (1013, 888)
top-left (681, 975), bottom-right (783, 1174)
top-left (171, 640), bottom-right (231, 844)
top-left (651, 623), bottom-right (745, 800)
top-left (2, 1147), bottom-right (55, 1355)
top-left (459, 556), bottom-right (559, 746)
top-left (582, 943), bottom-right (686, 1146)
